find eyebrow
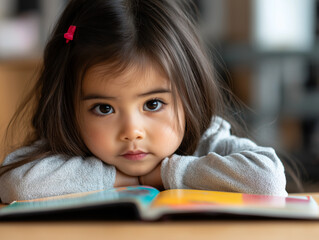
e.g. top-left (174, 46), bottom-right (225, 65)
top-left (82, 88), bottom-right (171, 101)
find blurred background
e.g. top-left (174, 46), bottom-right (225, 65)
top-left (0, 0), bottom-right (318, 192)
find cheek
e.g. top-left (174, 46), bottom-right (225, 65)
top-left (153, 125), bottom-right (182, 148)
top-left (79, 115), bottom-right (115, 156)
top-left (151, 109), bottom-right (185, 152)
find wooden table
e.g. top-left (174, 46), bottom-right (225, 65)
top-left (1, 193), bottom-right (319, 240)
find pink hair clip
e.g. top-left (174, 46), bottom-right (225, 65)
top-left (64, 25), bottom-right (77, 43)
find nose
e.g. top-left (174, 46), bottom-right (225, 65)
top-left (119, 115), bottom-right (145, 142)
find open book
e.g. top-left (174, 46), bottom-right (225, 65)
top-left (0, 186), bottom-right (318, 220)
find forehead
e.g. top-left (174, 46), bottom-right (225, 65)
top-left (82, 61), bottom-right (170, 91)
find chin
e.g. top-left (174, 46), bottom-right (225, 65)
top-left (122, 166), bottom-right (153, 177)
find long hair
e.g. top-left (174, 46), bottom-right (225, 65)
top-left (1, 0), bottom-right (233, 175)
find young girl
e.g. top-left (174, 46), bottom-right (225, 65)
top-left (0, 0), bottom-right (287, 203)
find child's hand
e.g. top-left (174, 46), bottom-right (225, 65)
top-left (114, 169), bottom-right (139, 187)
top-left (139, 162), bottom-right (164, 190)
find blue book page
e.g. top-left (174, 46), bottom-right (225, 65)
top-left (0, 186), bottom-right (159, 217)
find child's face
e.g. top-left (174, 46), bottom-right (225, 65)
top-left (78, 62), bottom-right (185, 176)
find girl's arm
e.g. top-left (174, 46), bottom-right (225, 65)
top-left (114, 169), bottom-right (139, 187)
top-left (0, 146), bottom-right (119, 203)
top-left (139, 162), bottom-right (164, 190)
top-left (160, 117), bottom-right (288, 196)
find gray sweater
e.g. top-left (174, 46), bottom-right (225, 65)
top-left (0, 117), bottom-right (287, 203)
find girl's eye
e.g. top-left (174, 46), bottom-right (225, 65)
top-left (143, 99), bottom-right (164, 112)
top-left (93, 104), bottom-right (114, 116)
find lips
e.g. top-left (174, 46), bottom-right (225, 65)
top-left (121, 150), bottom-right (148, 161)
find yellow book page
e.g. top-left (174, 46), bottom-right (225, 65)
top-left (151, 189), bottom-right (243, 208)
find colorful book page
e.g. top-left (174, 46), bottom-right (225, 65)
top-left (152, 189), bottom-right (243, 208)
top-left (151, 189), bottom-right (314, 212)
top-left (0, 186), bottom-right (159, 215)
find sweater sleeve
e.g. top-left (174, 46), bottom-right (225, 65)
top-left (0, 146), bottom-right (116, 203)
top-left (161, 117), bottom-right (288, 196)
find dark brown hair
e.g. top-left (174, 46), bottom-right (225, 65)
top-left (1, 0), bottom-right (234, 175)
